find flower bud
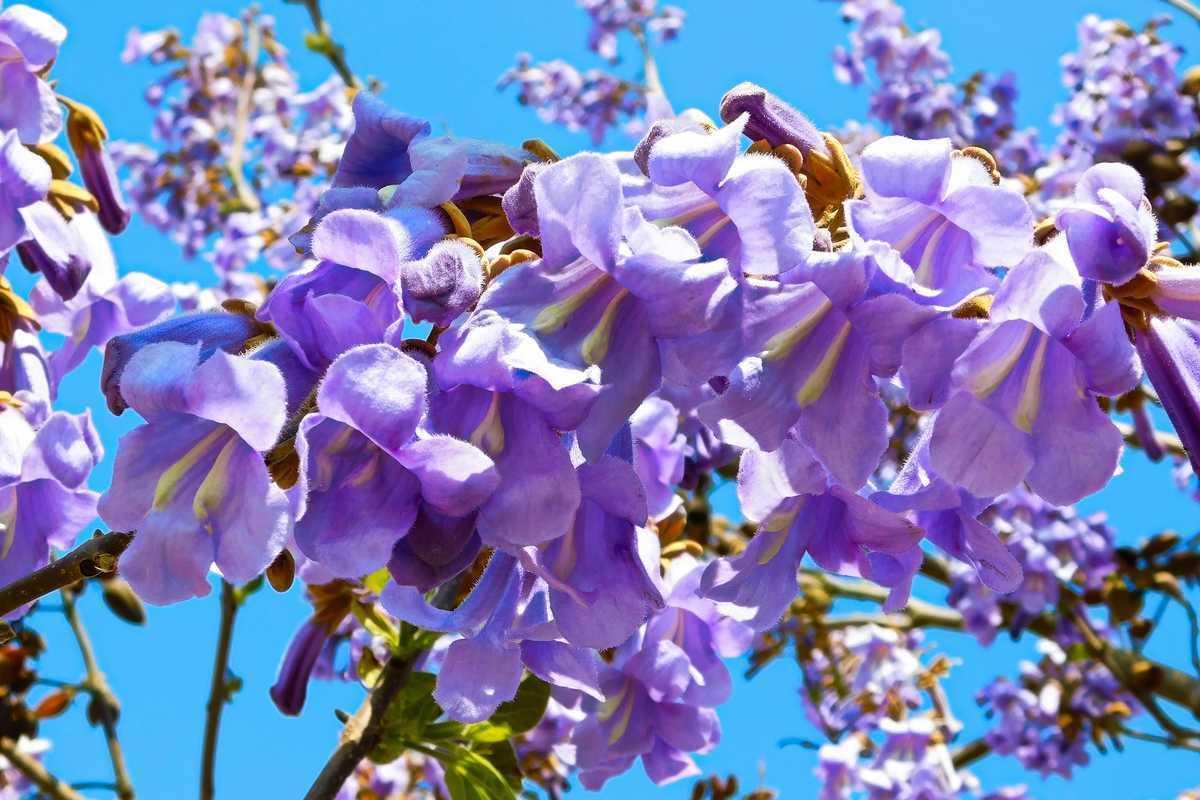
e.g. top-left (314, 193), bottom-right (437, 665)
top-left (100, 576), bottom-right (146, 625)
top-left (266, 549), bottom-right (296, 593)
top-left (719, 82), bottom-right (829, 156)
top-left (501, 161), bottom-right (547, 238)
top-left (400, 239), bottom-right (484, 327)
top-left (63, 98), bottom-right (130, 234)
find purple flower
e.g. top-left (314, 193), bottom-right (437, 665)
top-left (383, 552), bottom-right (604, 722)
top-left (719, 81), bottom-right (828, 156)
top-left (631, 396), bottom-right (686, 520)
top-left (15, 204), bottom-right (93, 301)
top-left (1134, 317), bottom-right (1200, 477)
top-left (700, 243), bottom-right (934, 487)
top-left (925, 250), bottom-right (1139, 505)
top-left (1054, 162), bottom-right (1156, 285)
top-left (333, 92), bottom-right (528, 199)
top-left (0, 4), bottom-right (67, 143)
top-left (30, 214), bottom-right (174, 387)
top-left (292, 344), bottom-right (498, 578)
top-left (0, 329), bottom-right (50, 405)
top-left (455, 151), bottom-right (740, 458)
top-left (0, 399), bottom-right (101, 617)
top-left (846, 135), bottom-right (1033, 304)
top-left (400, 239), bottom-right (483, 327)
top-left (572, 559), bottom-right (745, 790)
top-left (262, 208), bottom-right (418, 372)
top-left (0, 129), bottom-right (50, 254)
top-left (64, 99), bottom-right (131, 235)
top-left (525, 449), bottom-right (665, 649)
top-left (98, 341), bottom-right (294, 604)
top-left (701, 434), bottom-right (923, 627)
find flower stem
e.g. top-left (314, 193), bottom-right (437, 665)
top-left (200, 581), bottom-right (239, 800)
top-left (62, 587), bottom-right (135, 800)
top-left (1163, 0), bottom-right (1200, 26)
top-left (296, 0), bottom-right (361, 89)
top-left (0, 531), bottom-right (133, 623)
top-left (227, 19), bottom-right (262, 214)
top-left (0, 738), bottom-right (85, 800)
top-left (302, 652), bottom-right (415, 800)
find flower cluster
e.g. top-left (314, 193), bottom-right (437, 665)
top-left (85, 62), bottom-right (1200, 787)
top-left (499, 0), bottom-right (682, 144)
top-left (978, 641), bottom-right (1141, 778)
top-left (832, 0), bottom-right (1043, 174)
top-left (113, 9), bottom-right (354, 286)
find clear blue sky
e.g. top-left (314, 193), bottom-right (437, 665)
top-left (17, 1), bottom-right (1200, 797)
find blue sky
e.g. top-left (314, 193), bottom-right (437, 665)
top-left (17, 0), bottom-right (1200, 797)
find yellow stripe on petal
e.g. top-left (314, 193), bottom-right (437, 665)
top-left (598, 682), bottom-right (628, 722)
top-left (192, 436), bottom-right (240, 533)
top-left (1014, 336), bottom-right (1049, 433)
top-left (608, 689), bottom-right (636, 744)
top-left (695, 215), bottom-right (733, 247)
top-left (153, 427), bottom-right (230, 511)
top-left (963, 324), bottom-right (1034, 400)
top-left (796, 321), bottom-right (852, 407)
top-left (580, 289), bottom-right (629, 366)
top-left (468, 393), bottom-right (506, 455)
top-left (914, 218), bottom-right (953, 286)
top-left (756, 529), bottom-right (792, 565)
top-left (532, 272), bottom-right (611, 335)
top-left (761, 297), bottom-right (833, 362)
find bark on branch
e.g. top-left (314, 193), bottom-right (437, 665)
top-left (0, 531), bottom-right (133, 624)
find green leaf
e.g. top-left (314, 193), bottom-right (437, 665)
top-left (476, 740), bottom-right (523, 792)
top-left (433, 743), bottom-right (518, 800)
top-left (369, 672), bottom-right (441, 764)
top-left (487, 675), bottom-right (550, 736)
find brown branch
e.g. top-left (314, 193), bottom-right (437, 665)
top-left (814, 568), bottom-right (1200, 720)
top-left (296, 0), bottom-right (361, 89)
top-left (302, 653), bottom-right (414, 800)
top-left (0, 738), bottom-right (85, 800)
top-left (227, 19), bottom-right (262, 213)
top-left (200, 581), bottom-right (240, 800)
top-left (62, 587), bottom-right (135, 800)
top-left (1163, 0), bottom-right (1200, 25)
top-left (950, 738), bottom-right (990, 769)
top-left (1115, 421), bottom-right (1186, 459)
top-left (0, 531), bottom-right (133, 623)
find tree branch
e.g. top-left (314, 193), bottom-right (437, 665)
top-left (950, 738), bottom-right (990, 769)
top-left (200, 581), bottom-right (239, 800)
top-left (227, 18), bottom-right (262, 213)
top-left (0, 531), bottom-right (133, 625)
top-left (302, 652), bottom-right (414, 800)
top-left (0, 738), bottom-right (85, 800)
top-left (813, 569), bottom-right (1200, 719)
top-left (1163, 0), bottom-right (1200, 26)
top-left (62, 587), bottom-right (135, 800)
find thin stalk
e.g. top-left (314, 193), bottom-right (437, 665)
top-left (297, 0), bottom-right (361, 89)
top-left (227, 19), bottom-right (262, 213)
top-left (62, 588), bottom-right (135, 800)
top-left (1163, 0), bottom-right (1200, 26)
top-left (0, 738), bottom-right (85, 800)
top-left (199, 581), bottom-right (240, 800)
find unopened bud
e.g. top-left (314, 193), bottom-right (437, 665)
top-left (400, 239), bottom-right (484, 327)
top-left (720, 82), bottom-right (828, 156)
top-left (33, 688), bottom-right (76, 719)
top-left (101, 577), bottom-right (146, 625)
top-left (266, 549), bottom-right (296, 593)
